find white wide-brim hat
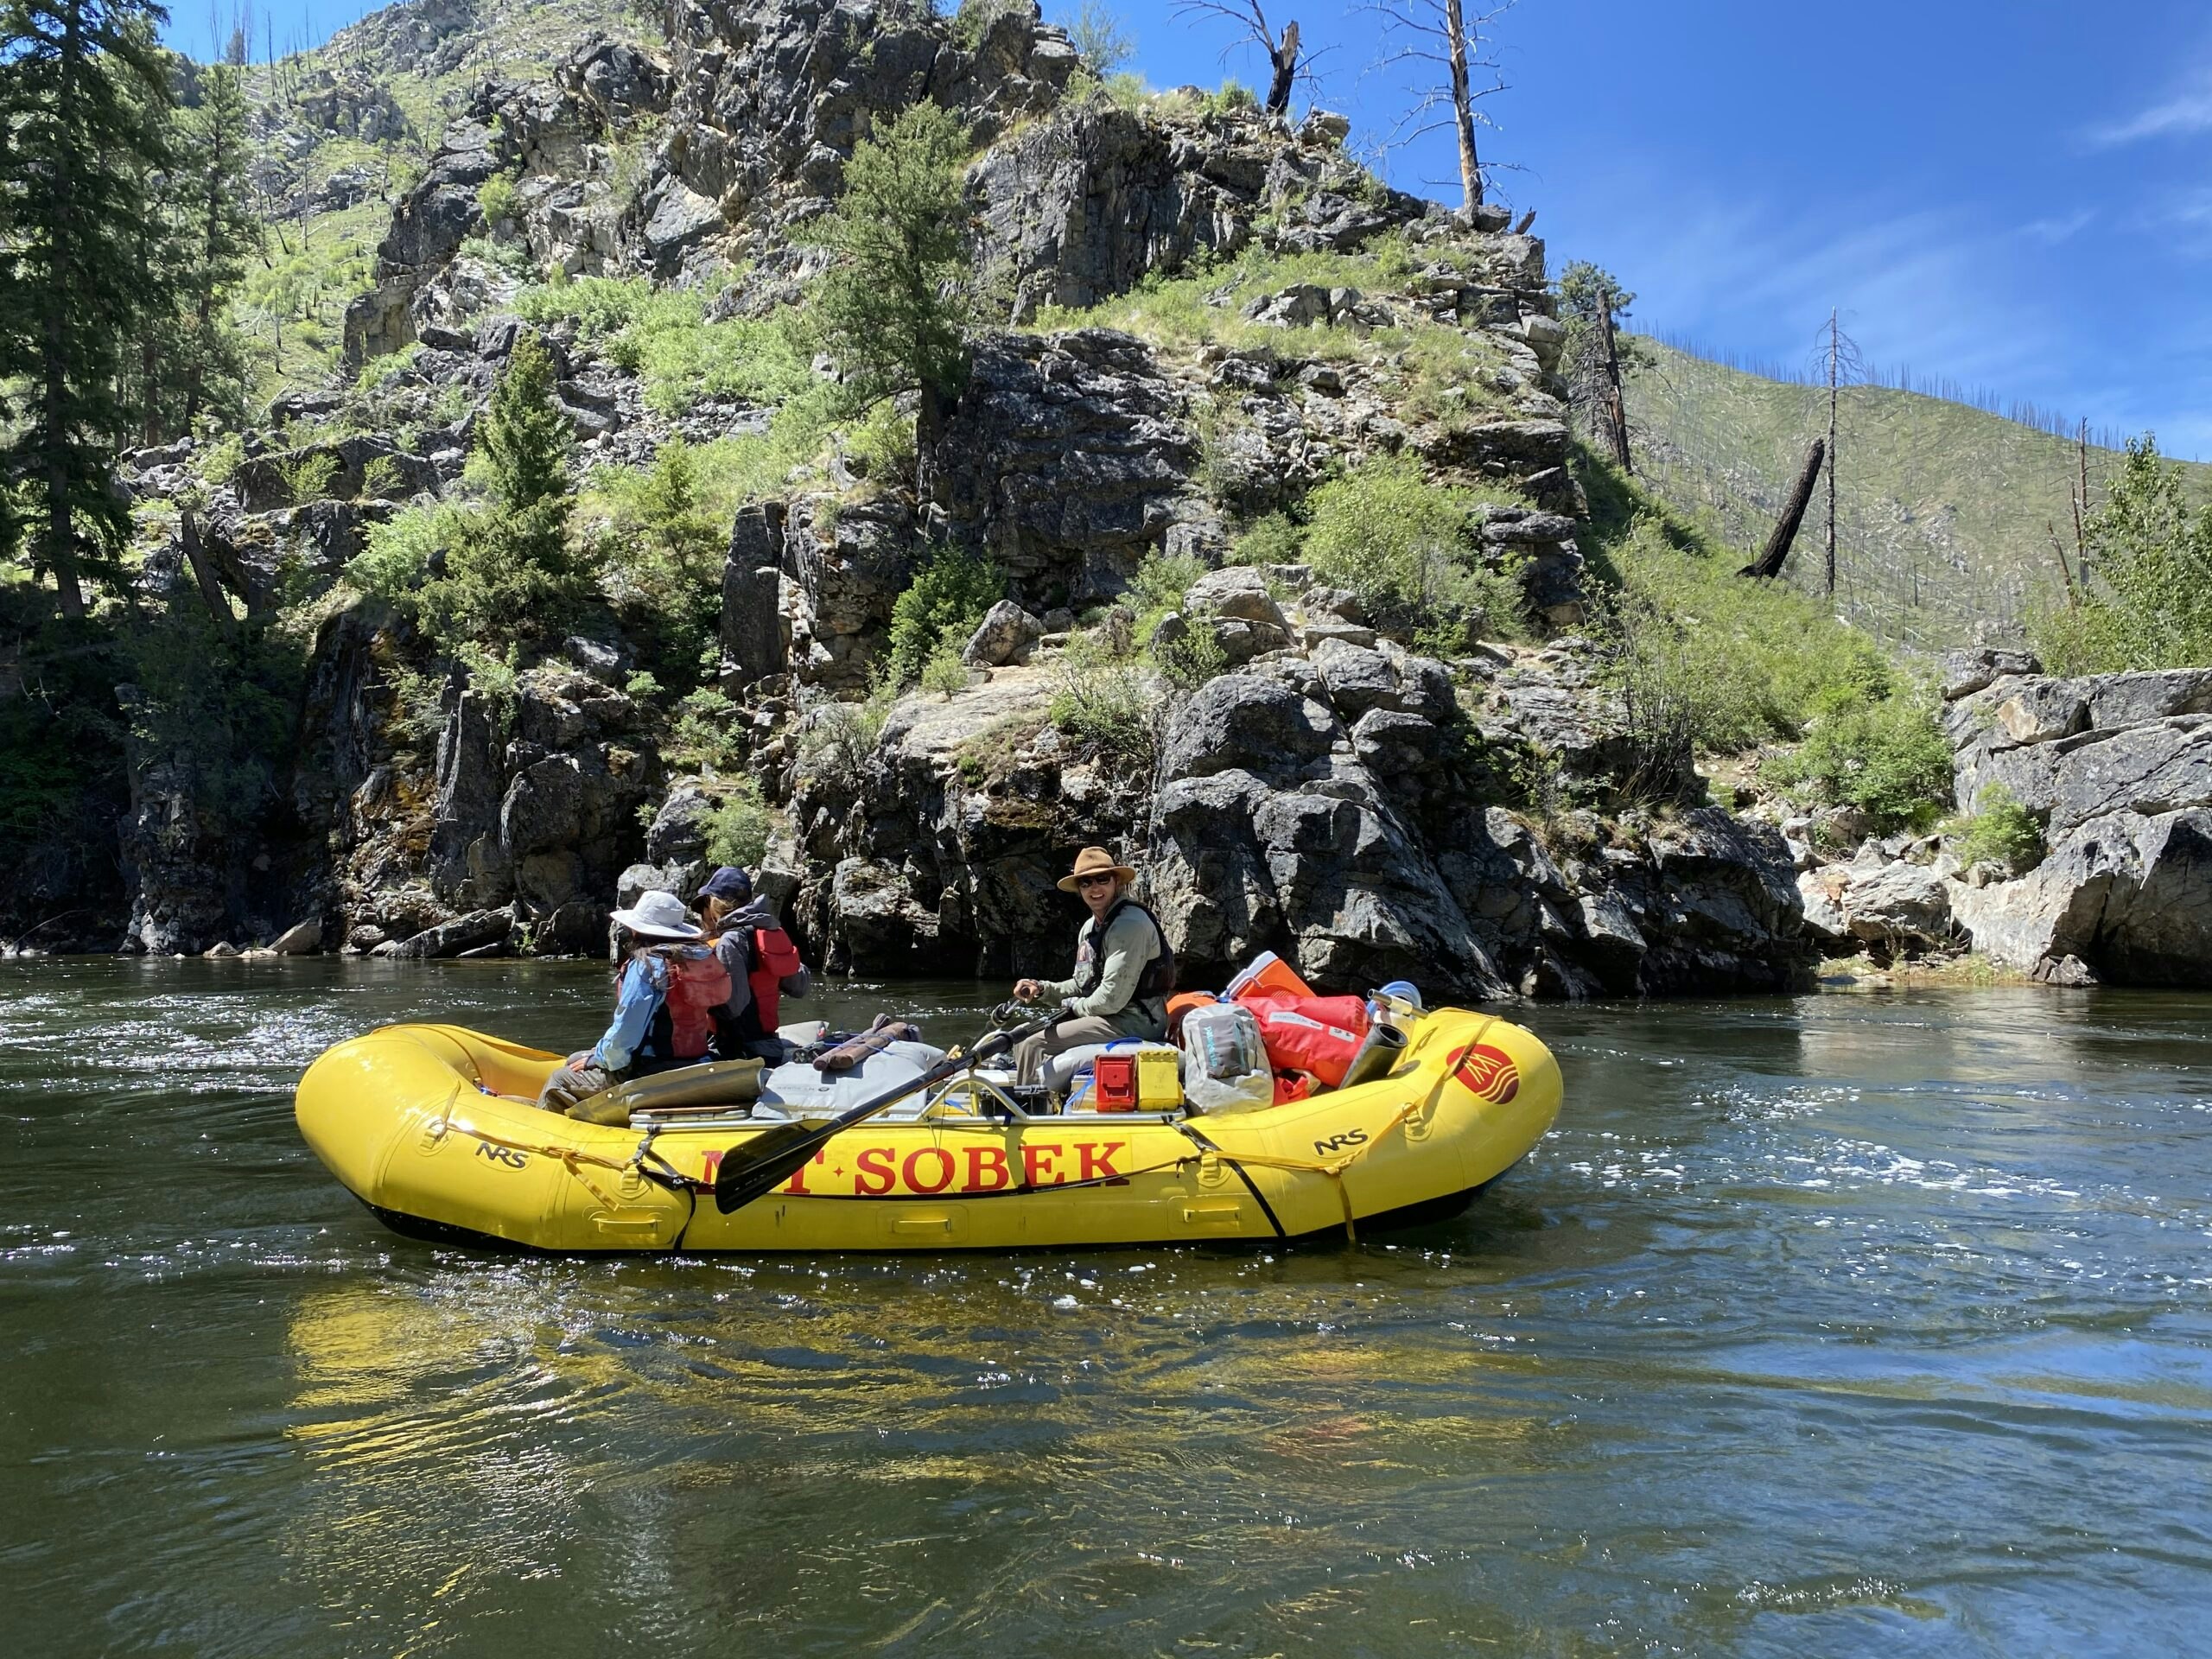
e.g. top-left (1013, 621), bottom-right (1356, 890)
top-left (609, 887), bottom-right (702, 941)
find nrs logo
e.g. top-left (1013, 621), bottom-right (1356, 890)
top-left (1312, 1128), bottom-right (1369, 1156)
top-left (1450, 1042), bottom-right (1521, 1104)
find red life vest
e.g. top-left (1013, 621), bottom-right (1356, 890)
top-left (658, 948), bottom-right (733, 1060)
top-left (747, 925), bottom-right (802, 1033)
top-left (1237, 991), bottom-right (1370, 1087)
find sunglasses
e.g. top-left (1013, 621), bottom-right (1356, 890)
top-left (1076, 873), bottom-right (1116, 888)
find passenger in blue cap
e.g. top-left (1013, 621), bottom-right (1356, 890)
top-left (696, 865), bottom-right (813, 1061)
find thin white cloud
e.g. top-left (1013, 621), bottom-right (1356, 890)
top-left (2021, 209), bottom-right (2094, 245)
top-left (2089, 70), bottom-right (2212, 145)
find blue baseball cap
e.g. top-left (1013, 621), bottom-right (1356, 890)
top-left (696, 866), bottom-right (753, 904)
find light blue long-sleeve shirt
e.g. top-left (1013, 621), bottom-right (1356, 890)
top-left (591, 956), bottom-right (668, 1071)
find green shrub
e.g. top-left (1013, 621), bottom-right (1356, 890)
top-left (702, 780), bottom-right (773, 868)
top-left (476, 173), bottom-right (519, 226)
top-left (277, 449), bottom-right (340, 505)
top-left (1149, 619), bottom-right (1228, 690)
top-left (514, 275), bottom-right (811, 416)
top-left (1767, 688), bottom-right (1952, 833)
top-left (919, 639), bottom-right (970, 697)
top-left (342, 340), bottom-right (593, 653)
top-left (795, 683), bottom-right (893, 792)
top-left (199, 431), bottom-right (245, 487)
top-left (1049, 634), bottom-right (1157, 766)
top-left (359, 454), bottom-right (403, 499)
top-left (1070, 0), bottom-right (1135, 76)
top-left (1303, 454), bottom-right (1529, 641)
top-left (595, 438), bottom-right (726, 673)
top-left (950, 0), bottom-right (1024, 53)
top-left (1230, 511), bottom-right (1303, 567)
top-left (666, 686), bottom-right (744, 773)
top-left (1589, 487), bottom-right (1899, 754)
top-left (798, 101), bottom-right (971, 409)
top-left (1123, 551), bottom-right (1207, 639)
top-left (1950, 784), bottom-right (2044, 872)
top-left (888, 543), bottom-right (1001, 685)
top-left (842, 400), bottom-right (917, 485)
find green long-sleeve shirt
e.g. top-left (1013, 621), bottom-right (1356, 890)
top-left (1041, 903), bottom-right (1168, 1039)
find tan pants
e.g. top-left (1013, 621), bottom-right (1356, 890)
top-left (1014, 1015), bottom-right (1128, 1086)
top-left (537, 1059), bottom-right (615, 1116)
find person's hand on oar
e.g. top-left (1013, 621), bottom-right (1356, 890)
top-left (712, 1007), bottom-right (1067, 1215)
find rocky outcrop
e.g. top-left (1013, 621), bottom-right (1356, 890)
top-left (792, 638), bottom-right (1814, 999)
top-left (1937, 653), bottom-right (2212, 984)
top-left (654, 0), bottom-right (1074, 284)
top-left (343, 33), bottom-right (672, 364)
top-left (925, 328), bottom-right (1200, 603)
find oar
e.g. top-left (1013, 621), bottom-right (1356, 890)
top-left (712, 1007), bottom-right (1065, 1215)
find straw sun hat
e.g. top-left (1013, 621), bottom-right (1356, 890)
top-left (1056, 846), bottom-right (1138, 893)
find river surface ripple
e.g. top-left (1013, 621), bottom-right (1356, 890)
top-left (2, 959), bottom-right (2209, 1656)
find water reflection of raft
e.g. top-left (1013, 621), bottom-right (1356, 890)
top-left (294, 1007), bottom-right (1561, 1253)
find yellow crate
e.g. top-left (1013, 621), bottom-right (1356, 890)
top-left (1133, 1045), bottom-right (1183, 1109)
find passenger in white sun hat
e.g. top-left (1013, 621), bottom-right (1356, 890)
top-left (537, 888), bottom-right (730, 1120)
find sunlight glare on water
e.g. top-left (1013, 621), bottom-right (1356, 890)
top-left (2, 957), bottom-right (2209, 1656)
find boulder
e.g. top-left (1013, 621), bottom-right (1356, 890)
top-left (1310, 638), bottom-right (1400, 719)
top-left (2046, 715), bottom-right (2212, 833)
top-left (1184, 567), bottom-right (1287, 629)
top-left (1156, 674), bottom-right (1338, 785)
top-left (1948, 808), bottom-right (2212, 985)
top-left (1838, 862), bottom-right (1954, 947)
top-left (721, 502), bottom-right (788, 690)
top-left (1940, 646), bottom-right (2043, 701)
top-left (372, 907), bottom-right (513, 959)
top-left (646, 783), bottom-right (714, 868)
top-left (1350, 708), bottom-right (1440, 775)
top-left (268, 919), bottom-right (322, 955)
top-left (963, 600), bottom-right (1046, 667)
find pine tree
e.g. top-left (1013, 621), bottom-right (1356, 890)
top-left (480, 330), bottom-right (571, 514)
top-left (432, 332), bottom-right (589, 646)
top-left (801, 102), bottom-right (971, 418)
top-left (174, 59), bottom-right (260, 430)
top-left (0, 0), bottom-right (175, 617)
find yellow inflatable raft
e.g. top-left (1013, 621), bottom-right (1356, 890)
top-left (295, 1007), bottom-right (1561, 1253)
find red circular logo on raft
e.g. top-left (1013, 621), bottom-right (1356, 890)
top-left (1450, 1042), bottom-right (1521, 1103)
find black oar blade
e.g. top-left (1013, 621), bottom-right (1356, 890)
top-left (713, 1120), bottom-right (830, 1213)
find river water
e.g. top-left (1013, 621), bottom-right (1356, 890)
top-left (2, 959), bottom-right (2208, 1656)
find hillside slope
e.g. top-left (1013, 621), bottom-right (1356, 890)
top-left (1622, 337), bottom-right (2212, 654)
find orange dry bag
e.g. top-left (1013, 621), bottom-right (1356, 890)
top-left (1240, 992), bottom-right (1370, 1088)
top-left (747, 925), bottom-right (803, 1033)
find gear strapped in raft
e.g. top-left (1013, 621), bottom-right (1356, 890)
top-left (292, 1001), bottom-right (1562, 1253)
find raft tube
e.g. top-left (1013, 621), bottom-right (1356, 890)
top-left (293, 1008), bottom-right (1562, 1253)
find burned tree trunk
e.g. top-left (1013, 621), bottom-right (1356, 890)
top-left (1740, 439), bottom-right (1826, 579)
top-left (1599, 302), bottom-right (1632, 474)
top-left (178, 511), bottom-right (236, 635)
top-left (1266, 21), bottom-right (1300, 114)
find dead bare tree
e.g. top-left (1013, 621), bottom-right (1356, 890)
top-left (1171, 1), bottom-right (1306, 115)
top-left (1365, 0), bottom-right (1514, 207)
top-left (1740, 439), bottom-right (1827, 580)
top-left (1816, 309), bottom-right (1866, 598)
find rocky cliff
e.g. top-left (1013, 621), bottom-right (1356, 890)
top-left (1790, 650), bottom-right (2212, 986)
top-left (20, 0), bottom-right (1895, 1001)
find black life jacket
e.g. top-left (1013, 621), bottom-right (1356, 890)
top-left (1073, 898), bottom-right (1177, 1011)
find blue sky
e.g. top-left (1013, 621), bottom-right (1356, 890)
top-left (169, 0), bottom-right (2212, 457)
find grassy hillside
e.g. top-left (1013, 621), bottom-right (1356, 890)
top-left (1621, 337), bottom-right (2212, 655)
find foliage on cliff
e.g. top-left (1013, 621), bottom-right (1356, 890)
top-left (2031, 437), bottom-right (2212, 675)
